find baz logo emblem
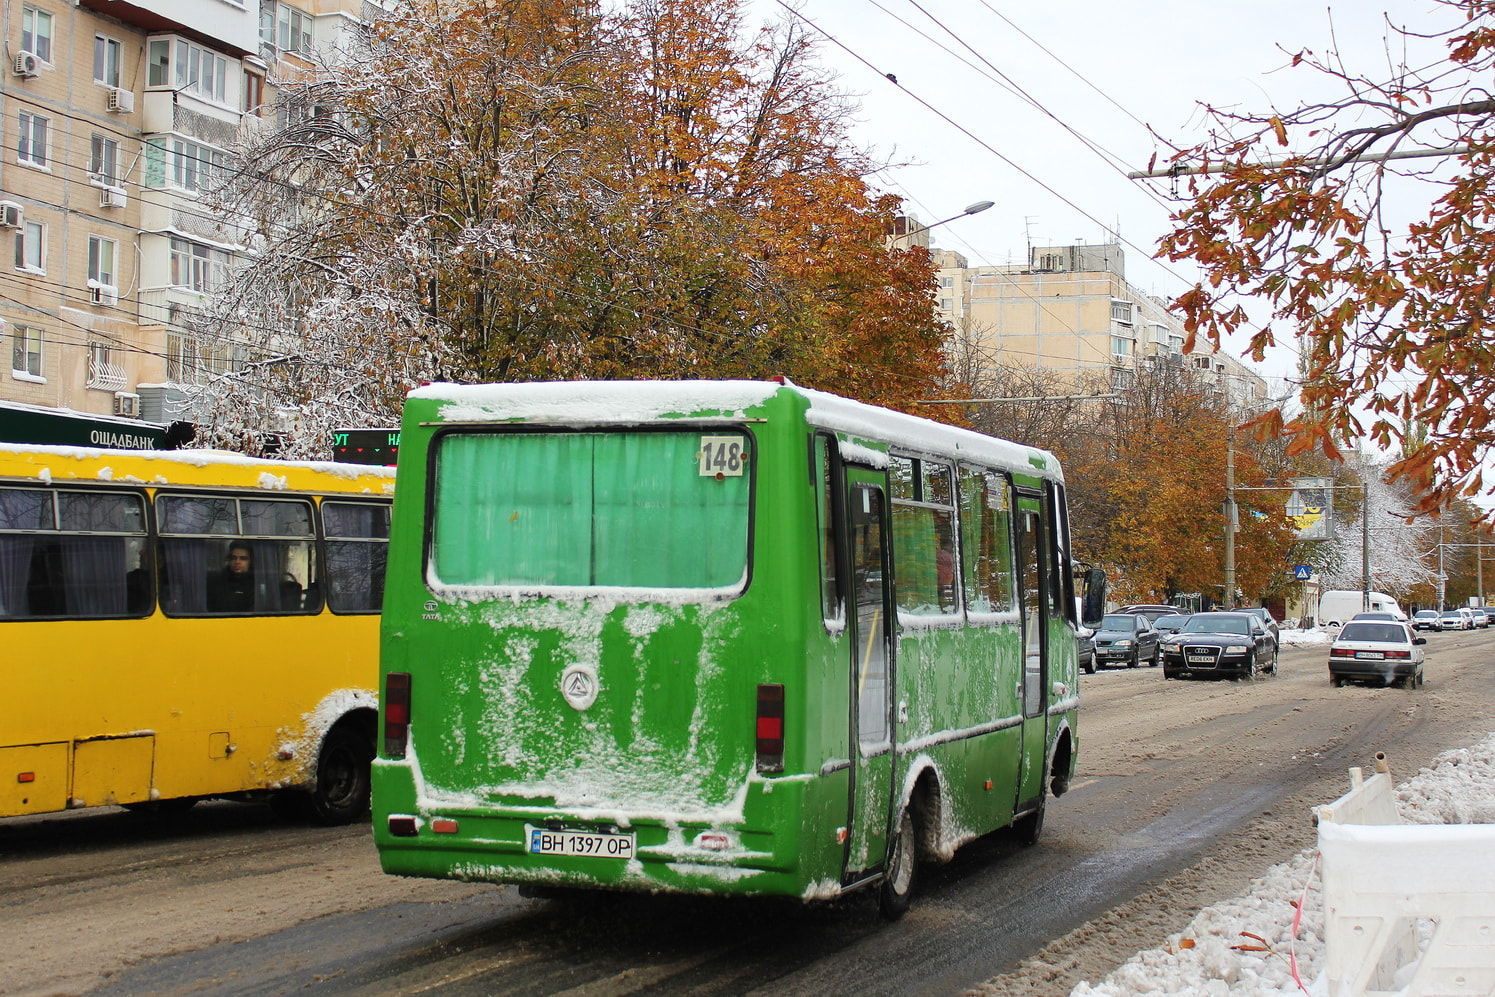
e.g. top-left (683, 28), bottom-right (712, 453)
top-left (560, 664), bottom-right (599, 710)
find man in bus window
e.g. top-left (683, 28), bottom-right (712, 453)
top-left (207, 541), bottom-right (255, 612)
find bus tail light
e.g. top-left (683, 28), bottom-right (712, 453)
top-left (384, 672), bottom-right (411, 758)
top-left (756, 684), bottom-right (784, 773)
top-left (388, 816), bottom-right (418, 837)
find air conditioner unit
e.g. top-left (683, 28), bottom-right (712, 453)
top-left (13, 52), bottom-right (39, 78)
top-left (106, 87), bottom-right (135, 113)
top-left (0, 201), bottom-right (21, 229)
top-left (113, 392), bottom-right (140, 418)
top-left (100, 187), bottom-right (127, 209)
top-left (89, 285), bottom-right (118, 306)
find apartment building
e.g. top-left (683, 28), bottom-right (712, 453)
top-left (935, 240), bottom-right (1270, 406)
top-left (1, 0), bottom-right (364, 447)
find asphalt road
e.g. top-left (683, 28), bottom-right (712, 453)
top-left (4, 626), bottom-right (1492, 997)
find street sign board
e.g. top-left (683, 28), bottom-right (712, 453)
top-left (1293, 565), bottom-right (1312, 580)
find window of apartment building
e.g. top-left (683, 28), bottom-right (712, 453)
top-left (17, 111), bottom-right (48, 168)
top-left (147, 38), bottom-right (230, 104)
top-left (93, 35), bottom-right (123, 86)
top-left (167, 332), bottom-right (241, 383)
top-left (170, 238), bottom-right (230, 293)
top-left (90, 135), bottom-right (121, 187)
top-left (12, 325), bottom-right (43, 379)
top-left (14, 220), bottom-right (44, 273)
top-left (88, 236), bottom-right (118, 293)
top-left (22, 6), bottom-right (52, 62)
top-left (243, 71), bottom-right (264, 116)
top-left (1110, 367), bottom-right (1134, 391)
top-left (1110, 299), bottom-right (1134, 325)
top-left (940, 297), bottom-right (953, 311)
top-left (1192, 356), bottom-right (1212, 370)
top-left (278, 4), bottom-right (313, 55)
top-left (1111, 336), bottom-right (1132, 358)
top-left (144, 136), bottom-right (227, 193)
top-left (940, 276), bottom-right (954, 288)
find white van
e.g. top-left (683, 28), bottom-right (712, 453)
top-left (1318, 589), bottom-right (1405, 627)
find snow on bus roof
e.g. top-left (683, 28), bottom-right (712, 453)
top-left (409, 380), bottom-right (1057, 476)
top-left (0, 442), bottom-right (396, 482)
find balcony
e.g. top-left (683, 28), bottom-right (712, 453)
top-left (87, 355), bottom-right (128, 392)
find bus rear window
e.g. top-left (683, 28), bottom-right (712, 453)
top-left (431, 431), bottom-right (751, 589)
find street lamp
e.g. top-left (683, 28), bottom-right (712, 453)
top-left (921, 200), bottom-right (995, 233)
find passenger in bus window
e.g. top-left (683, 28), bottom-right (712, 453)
top-left (207, 541), bottom-right (255, 612)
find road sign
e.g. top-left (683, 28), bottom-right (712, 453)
top-left (1293, 565), bottom-right (1312, 580)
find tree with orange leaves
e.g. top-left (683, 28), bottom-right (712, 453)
top-left (192, 0), bottom-right (947, 455)
top-left (1157, 1), bottom-right (1495, 517)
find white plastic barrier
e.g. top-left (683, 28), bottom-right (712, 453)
top-left (1316, 758), bottom-right (1495, 996)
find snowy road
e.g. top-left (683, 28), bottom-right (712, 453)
top-left (4, 627), bottom-right (1493, 996)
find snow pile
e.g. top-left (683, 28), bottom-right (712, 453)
top-left (1070, 731), bottom-right (1495, 997)
top-left (1276, 627), bottom-right (1333, 649)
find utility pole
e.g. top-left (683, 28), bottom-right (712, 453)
top-left (1224, 426), bottom-right (1236, 608)
top-left (1362, 482), bottom-right (1371, 613)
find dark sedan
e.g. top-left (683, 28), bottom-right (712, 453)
top-left (1153, 612), bottom-right (1192, 638)
top-left (1092, 613), bottom-right (1161, 668)
top-left (1160, 611), bottom-right (1275, 680)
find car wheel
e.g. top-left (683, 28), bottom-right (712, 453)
top-left (1127, 652), bottom-right (1138, 669)
top-left (1150, 646), bottom-right (1160, 667)
top-left (879, 806), bottom-right (918, 920)
top-left (1331, 676), bottom-right (1343, 688)
top-left (1083, 653), bottom-right (1095, 675)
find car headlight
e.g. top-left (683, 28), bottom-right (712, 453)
top-left (1114, 639), bottom-right (1132, 648)
top-left (1225, 644), bottom-right (1248, 654)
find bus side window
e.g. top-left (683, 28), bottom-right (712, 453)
top-left (0, 488), bottom-right (149, 620)
top-left (323, 500), bottom-right (389, 614)
top-left (813, 435), bottom-right (842, 625)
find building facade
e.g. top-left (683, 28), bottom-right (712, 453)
top-left (935, 241), bottom-right (1270, 405)
top-left (1, 0), bottom-right (368, 444)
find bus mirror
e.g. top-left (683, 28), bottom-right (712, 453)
top-left (1080, 568), bottom-right (1106, 627)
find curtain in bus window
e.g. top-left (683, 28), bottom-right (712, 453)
top-left (591, 433), bottom-right (748, 587)
top-left (324, 502), bottom-right (387, 613)
top-left (891, 505), bottom-right (957, 616)
top-left (434, 432), bottom-right (749, 588)
top-left (58, 537), bottom-right (128, 615)
top-left (0, 489), bottom-right (48, 617)
top-left (958, 468), bottom-right (1015, 614)
top-left (435, 433), bottom-right (594, 585)
top-left (158, 495), bottom-right (236, 534)
top-left (161, 538), bottom-right (210, 614)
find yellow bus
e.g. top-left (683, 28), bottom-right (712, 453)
top-left (0, 443), bottom-right (395, 823)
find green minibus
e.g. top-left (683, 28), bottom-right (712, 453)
top-left (373, 379), bottom-right (1101, 917)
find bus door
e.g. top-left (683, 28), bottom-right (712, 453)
top-left (1014, 490), bottom-right (1049, 814)
top-left (843, 469), bottom-right (895, 877)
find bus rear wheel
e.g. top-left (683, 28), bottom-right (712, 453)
top-left (309, 725), bottom-right (373, 825)
top-left (879, 807), bottom-right (918, 920)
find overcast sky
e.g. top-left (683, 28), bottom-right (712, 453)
top-left (747, 1), bottom-right (1458, 379)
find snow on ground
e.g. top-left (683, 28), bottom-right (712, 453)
top-left (1276, 626), bottom-right (1335, 649)
top-left (1069, 726), bottom-right (1495, 996)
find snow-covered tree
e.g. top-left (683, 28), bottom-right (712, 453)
top-left (1311, 457), bottom-right (1439, 595)
top-left (189, 0), bottom-right (949, 456)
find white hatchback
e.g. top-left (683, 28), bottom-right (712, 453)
top-left (1328, 620), bottom-right (1426, 689)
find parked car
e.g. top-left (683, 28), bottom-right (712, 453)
top-left (1152, 612), bottom-right (1192, 638)
top-left (1118, 604), bottom-right (1183, 623)
top-left (1328, 620), bottom-right (1426, 688)
top-left (1350, 612), bottom-right (1399, 622)
top-left (1460, 607), bottom-right (1479, 629)
top-left (1159, 611), bottom-right (1275, 680)
top-left (1439, 609), bottom-right (1470, 631)
top-left (1469, 607), bottom-right (1490, 629)
top-left (1076, 627), bottom-right (1096, 675)
top-left (1093, 613), bottom-right (1162, 668)
top-left (1412, 610), bottom-right (1442, 631)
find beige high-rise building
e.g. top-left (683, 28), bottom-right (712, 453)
top-left (935, 240), bottom-right (1269, 405)
top-left (1, 0), bottom-right (370, 447)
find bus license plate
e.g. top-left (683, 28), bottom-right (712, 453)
top-left (527, 825), bottom-right (635, 859)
